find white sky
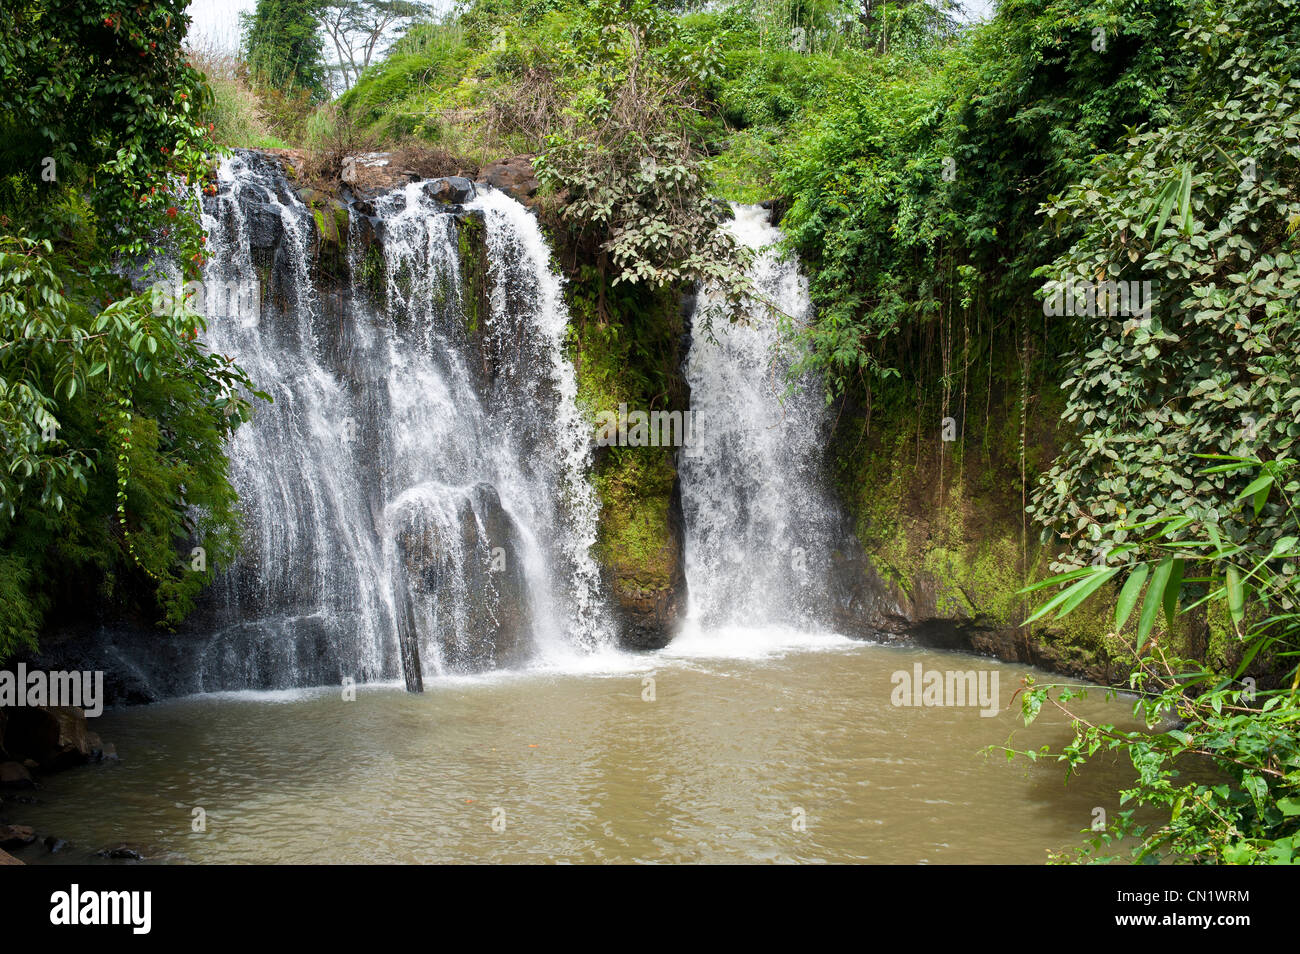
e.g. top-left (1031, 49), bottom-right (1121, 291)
top-left (187, 0), bottom-right (254, 53)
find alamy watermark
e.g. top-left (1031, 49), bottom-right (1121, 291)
top-left (1041, 277), bottom-right (1154, 319)
top-left (890, 664), bottom-right (1000, 718)
top-left (0, 664), bottom-right (104, 717)
top-left (595, 404), bottom-right (699, 451)
top-left (50, 885), bottom-right (150, 934)
top-left (151, 278), bottom-right (260, 325)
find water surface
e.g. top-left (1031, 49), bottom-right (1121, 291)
top-left (18, 633), bottom-right (1139, 864)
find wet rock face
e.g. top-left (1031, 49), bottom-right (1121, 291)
top-left (821, 517), bottom-right (911, 638)
top-left (226, 150), bottom-right (298, 252)
top-left (608, 475), bottom-right (688, 652)
top-left (0, 706), bottom-right (103, 772)
top-left (610, 575), bottom-right (686, 650)
top-left (455, 486), bottom-right (531, 669)
top-left (422, 176), bottom-right (476, 205)
top-left (392, 483), bottom-right (533, 673)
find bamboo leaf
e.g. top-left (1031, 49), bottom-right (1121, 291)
top-left (1237, 473), bottom-right (1273, 503)
top-left (1115, 563), bottom-right (1149, 631)
top-left (1226, 566), bottom-right (1246, 627)
top-left (1138, 557), bottom-right (1174, 644)
top-left (1024, 567), bottom-right (1114, 625)
top-left (1163, 558), bottom-right (1184, 631)
top-left (1178, 163), bottom-right (1193, 234)
top-left (1058, 566), bottom-right (1120, 616)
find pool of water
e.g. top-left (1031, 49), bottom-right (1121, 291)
top-left (12, 630), bottom-right (1142, 864)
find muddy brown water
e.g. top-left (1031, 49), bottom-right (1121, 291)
top-left (12, 631), bottom-right (1144, 864)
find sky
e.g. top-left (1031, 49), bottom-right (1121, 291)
top-left (187, 0), bottom-right (255, 54)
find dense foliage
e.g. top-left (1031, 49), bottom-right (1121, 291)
top-left (1029, 0), bottom-right (1300, 577)
top-left (1006, 0), bottom-right (1300, 865)
top-left (776, 0), bottom-right (1195, 393)
top-left (1016, 456), bottom-right (1300, 863)
top-left (0, 0), bottom-right (261, 657)
top-left (240, 0), bottom-right (330, 99)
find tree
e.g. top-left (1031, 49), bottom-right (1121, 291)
top-left (0, 0), bottom-right (264, 658)
top-left (240, 0), bottom-right (330, 99)
top-left (856, 0), bottom-right (960, 55)
top-left (316, 0), bottom-right (430, 93)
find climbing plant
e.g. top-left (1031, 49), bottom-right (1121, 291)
top-left (0, 0), bottom-right (264, 658)
top-left (1029, 0), bottom-right (1300, 576)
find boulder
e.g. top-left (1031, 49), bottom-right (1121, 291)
top-left (0, 848), bottom-right (22, 865)
top-left (1, 706), bottom-right (103, 771)
top-left (341, 152), bottom-right (420, 197)
top-left (95, 844), bottom-right (147, 861)
top-left (421, 176), bottom-right (476, 205)
top-left (0, 824), bottom-right (36, 849)
top-left (477, 156), bottom-right (540, 205)
top-left (0, 761), bottom-right (34, 790)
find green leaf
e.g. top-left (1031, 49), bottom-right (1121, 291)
top-left (1019, 566), bottom-right (1100, 594)
top-left (1178, 163), bottom-right (1193, 235)
top-left (1138, 557), bottom-right (1174, 645)
top-left (1150, 177), bottom-right (1179, 244)
top-left (1058, 566), bottom-right (1120, 617)
top-left (1226, 566), bottom-right (1246, 627)
top-left (1115, 564), bottom-right (1149, 631)
top-left (1024, 566), bottom-right (1116, 625)
top-left (1270, 536), bottom-right (1298, 558)
top-left (1237, 472), bottom-right (1273, 507)
top-left (1163, 558), bottom-right (1184, 631)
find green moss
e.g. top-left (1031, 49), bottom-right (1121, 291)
top-left (565, 273), bottom-right (685, 593)
top-left (456, 214), bottom-right (487, 334)
top-left (1206, 601), bottom-right (1238, 671)
top-left (833, 354), bottom-right (1131, 675)
top-left (307, 198), bottom-right (350, 280)
top-left (354, 245), bottom-right (386, 302)
top-left (593, 449), bottom-right (677, 588)
top-left (311, 206), bottom-right (332, 244)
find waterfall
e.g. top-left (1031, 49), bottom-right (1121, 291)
top-left (678, 204), bottom-right (844, 634)
top-left (187, 151), bottom-right (609, 691)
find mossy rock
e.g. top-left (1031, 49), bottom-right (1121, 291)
top-left (455, 211), bottom-right (487, 335)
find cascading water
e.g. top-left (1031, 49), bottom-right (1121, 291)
top-left (678, 204), bottom-right (845, 636)
top-left (188, 151), bottom-right (608, 692)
